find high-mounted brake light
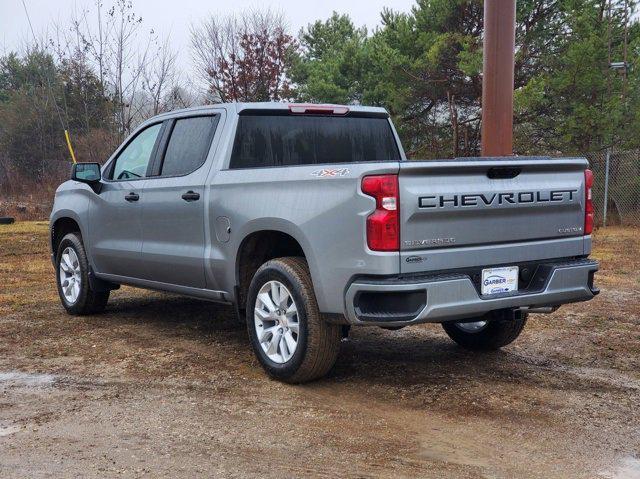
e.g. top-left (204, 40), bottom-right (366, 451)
top-left (361, 175), bottom-right (399, 251)
top-left (288, 103), bottom-right (350, 115)
top-left (584, 169), bottom-right (594, 235)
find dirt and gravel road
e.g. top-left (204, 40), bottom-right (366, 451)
top-left (1, 222), bottom-right (639, 478)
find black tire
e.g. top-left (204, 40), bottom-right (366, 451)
top-left (0, 217), bottom-right (15, 225)
top-left (55, 232), bottom-right (109, 315)
top-left (442, 312), bottom-right (527, 350)
top-left (246, 257), bottom-right (341, 383)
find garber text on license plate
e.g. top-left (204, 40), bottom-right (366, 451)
top-left (481, 266), bottom-right (519, 295)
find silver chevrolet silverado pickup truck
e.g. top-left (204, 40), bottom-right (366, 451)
top-left (50, 102), bottom-right (599, 382)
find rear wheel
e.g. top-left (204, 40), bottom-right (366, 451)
top-left (442, 311), bottom-right (527, 350)
top-left (246, 257), bottom-right (341, 383)
top-left (55, 233), bottom-right (109, 315)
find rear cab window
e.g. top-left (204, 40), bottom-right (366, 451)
top-left (229, 113), bottom-right (400, 169)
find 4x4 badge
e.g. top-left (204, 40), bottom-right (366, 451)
top-left (311, 168), bottom-right (349, 178)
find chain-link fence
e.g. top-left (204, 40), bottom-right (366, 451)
top-left (586, 149), bottom-right (640, 226)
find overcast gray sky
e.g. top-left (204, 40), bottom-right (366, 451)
top-left (1, 0), bottom-right (416, 76)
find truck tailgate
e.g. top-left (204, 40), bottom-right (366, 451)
top-left (398, 157), bottom-right (589, 273)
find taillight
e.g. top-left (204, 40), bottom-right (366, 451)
top-left (361, 174), bottom-right (399, 251)
top-left (584, 169), bottom-right (594, 235)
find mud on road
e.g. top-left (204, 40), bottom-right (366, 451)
top-left (1, 222), bottom-right (639, 478)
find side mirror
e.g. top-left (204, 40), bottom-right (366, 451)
top-left (71, 162), bottom-right (101, 184)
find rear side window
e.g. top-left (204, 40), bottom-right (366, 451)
top-left (229, 115), bottom-right (400, 169)
top-left (159, 115), bottom-right (219, 176)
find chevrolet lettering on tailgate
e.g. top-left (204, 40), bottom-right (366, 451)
top-left (418, 189), bottom-right (579, 209)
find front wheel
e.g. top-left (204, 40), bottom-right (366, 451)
top-left (442, 311), bottom-right (527, 350)
top-left (55, 233), bottom-right (109, 315)
top-left (246, 257), bottom-right (341, 383)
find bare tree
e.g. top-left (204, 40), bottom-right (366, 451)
top-left (106, 0), bottom-right (151, 136)
top-left (164, 83), bottom-right (199, 110)
top-left (142, 36), bottom-right (179, 115)
top-left (191, 9), bottom-right (296, 102)
top-left (58, 0), bottom-right (155, 138)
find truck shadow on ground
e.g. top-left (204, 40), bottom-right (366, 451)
top-left (94, 292), bottom-right (612, 399)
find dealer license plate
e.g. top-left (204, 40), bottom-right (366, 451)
top-left (481, 266), bottom-right (519, 295)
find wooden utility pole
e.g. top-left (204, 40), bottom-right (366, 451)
top-left (481, 0), bottom-right (517, 156)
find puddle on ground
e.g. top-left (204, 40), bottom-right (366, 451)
top-left (0, 424), bottom-right (20, 437)
top-left (602, 456), bottom-right (640, 479)
top-left (0, 371), bottom-right (56, 387)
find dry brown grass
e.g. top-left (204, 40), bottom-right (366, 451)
top-left (0, 221), bottom-right (56, 315)
top-left (590, 226), bottom-right (640, 288)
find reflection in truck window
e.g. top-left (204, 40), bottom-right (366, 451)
top-left (230, 115), bottom-right (400, 168)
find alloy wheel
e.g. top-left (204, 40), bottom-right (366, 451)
top-left (254, 280), bottom-right (300, 364)
top-left (59, 247), bottom-right (81, 304)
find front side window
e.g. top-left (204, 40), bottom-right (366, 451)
top-left (111, 123), bottom-right (162, 180)
top-left (229, 114), bottom-right (400, 169)
top-left (159, 116), bottom-right (219, 176)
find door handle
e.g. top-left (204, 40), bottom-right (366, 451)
top-left (181, 191), bottom-right (200, 202)
top-left (124, 192), bottom-right (139, 202)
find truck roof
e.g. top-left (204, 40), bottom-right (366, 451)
top-left (151, 102), bottom-right (389, 121)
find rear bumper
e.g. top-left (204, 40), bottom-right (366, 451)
top-left (344, 258), bottom-right (599, 326)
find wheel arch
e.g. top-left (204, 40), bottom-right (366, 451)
top-left (234, 221), bottom-right (319, 311)
top-left (51, 213), bottom-right (117, 293)
top-left (50, 212), bottom-right (85, 258)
